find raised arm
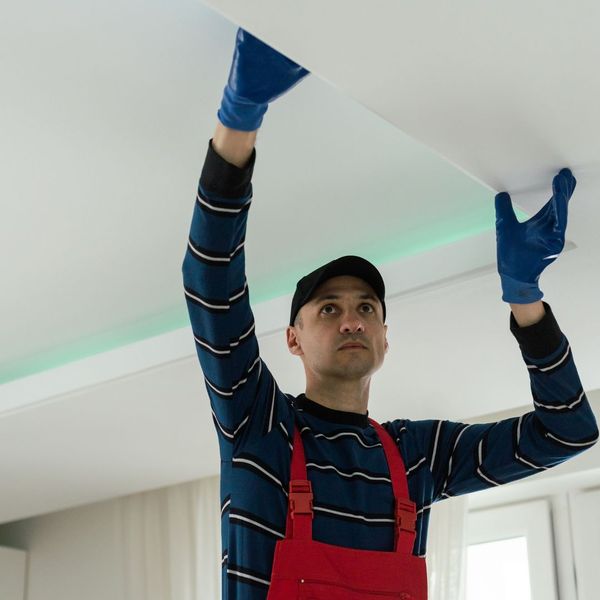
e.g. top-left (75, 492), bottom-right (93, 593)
top-left (422, 301), bottom-right (599, 501)
top-left (181, 29), bottom-right (309, 460)
top-left (389, 169), bottom-right (598, 501)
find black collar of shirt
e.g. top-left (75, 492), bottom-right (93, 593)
top-left (294, 394), bottom-right (370, 428)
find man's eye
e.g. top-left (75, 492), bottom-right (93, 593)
top-left (321, 304), bottom-right (374, 314)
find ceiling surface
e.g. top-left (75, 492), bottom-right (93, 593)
top-left (1, 0), bottom-right (511, 384)
top-left (1, 0), bottom-right (599, 524)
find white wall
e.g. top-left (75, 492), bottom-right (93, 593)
top-left (0, 546), bottom-right (27, 600)
top-left (0, 475), bottom-right (222, 600)
top-left (0, 499), bottom-right (125, 600)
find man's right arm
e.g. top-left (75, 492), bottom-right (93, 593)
top-left (183, 27), bottom-right (309, 458)
top-left (182, 126), bottom-right (268, 460)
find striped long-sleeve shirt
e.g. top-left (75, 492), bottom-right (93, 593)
top-left (182, 139), bottom-right (599, 600)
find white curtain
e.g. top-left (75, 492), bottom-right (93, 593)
top-left (117, 476), bottom-right (467, 600)
top-left (426, 495), bottom-right (469, 600)
top-left (118, 475), bottom-right (221, 600)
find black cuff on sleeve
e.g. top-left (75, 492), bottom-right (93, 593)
top-left (509, 301), bottom-right (563, 359)
top-left (199, 138), bottom-right (257, 199)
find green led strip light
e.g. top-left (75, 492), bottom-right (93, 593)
top-left (0, 207), bottom-right (528, 386)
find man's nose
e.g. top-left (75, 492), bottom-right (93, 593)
top-left (340, 312), bottom-right (366, 332)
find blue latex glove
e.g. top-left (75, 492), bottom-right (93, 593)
top-left (495, 168), bottom-right (576, 303)
top-left (217, 28), bottom-right (311, 131)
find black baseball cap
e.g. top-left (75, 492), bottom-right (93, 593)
top-left (289, 255), bottom-right (386, 326)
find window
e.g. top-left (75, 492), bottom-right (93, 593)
top-left (466, 536), bottom-right (531, 600)
top-left (465, 499), bottom-right (557, 600)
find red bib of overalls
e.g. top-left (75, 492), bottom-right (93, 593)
top-left (266, 417), bottom-right (428, 599)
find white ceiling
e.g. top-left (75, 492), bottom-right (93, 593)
top-left (205, 0), bottom-right (600, 207)
top-left (1, 0), bottom-right (599, 524)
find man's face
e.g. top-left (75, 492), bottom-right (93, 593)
top-left (286, 275), bottom-right (389, 382)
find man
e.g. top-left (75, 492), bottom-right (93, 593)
top-left (182, 28), bottom-right (599, 600)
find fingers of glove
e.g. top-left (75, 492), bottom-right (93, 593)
top-left (550, 169), bottom-right (575, 236)
top-left (494, 192), bottom-right (518, 229)
top-left (235, 28), bottom-right (275, 63)
top-left (231, 28), bottom-right (310, 103)
top-left (238, 28), bottom-right (309, 74)
top-left (527, 169), bottom-right (576, 230)
top-left (553, 168), bottom-right (577, 201)
top-left (551, 188), bottom-right (569, 235)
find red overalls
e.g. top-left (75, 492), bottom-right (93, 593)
top-left (266, 417), bottom-right (428, 599)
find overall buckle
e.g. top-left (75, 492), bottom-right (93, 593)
top-left (289, 480), bottom-right (313, 517)
top-left (395, 498), bottom-right (417, 533)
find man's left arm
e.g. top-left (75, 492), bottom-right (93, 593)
top-left (497, 168), bottom-right (599, 470)
top-left (508, 299), bottom-right (598, 466)
top-left (407, 298), bottom-right (598, 503)
top-left (414, 169), bottom-right (599, 501)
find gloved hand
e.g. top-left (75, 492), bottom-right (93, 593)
top-left (217, 28), bottom-right (311, 131)
top-left (495, 168), bottom-right (576, 303)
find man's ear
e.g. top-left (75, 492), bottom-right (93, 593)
top-left (286, 326), bottom-right (303, 356)
top-left (384, 324), bottom-right (389, 353)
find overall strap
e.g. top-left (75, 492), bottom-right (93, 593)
top-left (285, 417), bottom-right (417, 555)
top-left (369, 418), bottom-right (417, 554)
top-left (285, 422), bottom-right (313, 540)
